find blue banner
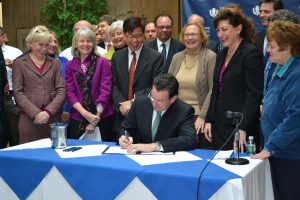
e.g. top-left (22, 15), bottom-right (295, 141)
top-left (182, 0), bottom-right (300, 41)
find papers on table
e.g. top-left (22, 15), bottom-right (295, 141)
top-left (103, 146), bottom-right (174, 155)
top-left (213, 150), bottom-right (234, 160)
top-left (127, 151), bottom-right (202, 166)
top-left (55, 145), bottom-right (108, 158)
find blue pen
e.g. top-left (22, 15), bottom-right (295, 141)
top-left (124, 130), bottom-right (129, 140)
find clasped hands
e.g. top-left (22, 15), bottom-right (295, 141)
top-left (34, 111), bottom-right (50, 124)
top-left (119, 135), bottom-right (157, 154)
top-left (83, 111), bottom-right (100, 133)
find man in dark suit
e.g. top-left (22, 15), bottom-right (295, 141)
top-left (0, 47), bottom-right (9, 148)
top-left (188, 14), bottom-right (218, 53)
top-left (111, 16), bottom-right (164, 133)
top-left (119, 74), bottom-right (198, 153)
top-left (145, 14), bottom-right (185, 73)
top-left (255, 0), bottom-right (284, 59)
top-left (97, 15), bottom-right (116, 50)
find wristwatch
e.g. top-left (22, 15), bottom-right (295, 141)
top-left (154, 141), bottom-right (163, 151)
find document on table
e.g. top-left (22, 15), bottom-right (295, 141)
top-left (102, 146), bottom-right (174, 155)
top-left (127, 151), bottom-right (202, 166)
top-left (55, 144), bottom-right (108, 158)
top-left (213, 150), bottom-right (234, 159)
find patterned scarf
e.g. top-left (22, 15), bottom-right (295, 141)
top-left (75, 54), bottom-right (98, 133)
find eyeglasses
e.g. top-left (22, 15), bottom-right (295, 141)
top-left (126, 33), bottom-right (143, 39)
top-left (184, 33), bottom-right (200, 38)
top-left (156, 25), bottom-right (173, 31)
top-left (148, 92), bottom-right (168, 107)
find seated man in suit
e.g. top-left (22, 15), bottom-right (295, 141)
top-left (119, 73), bottom-right (198, 153)
top-left (111, 16), bottom-right (164, 134)
top-left (145, 14), bottom-right (185, 73)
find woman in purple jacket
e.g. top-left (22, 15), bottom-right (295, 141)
top-left (65, 28), bottom-right (114, 141)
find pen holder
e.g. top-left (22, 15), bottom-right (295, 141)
top-left (50, 122), bottom-right (68, 149)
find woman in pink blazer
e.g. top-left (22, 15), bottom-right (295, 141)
top-left (13, 25), bottom-right (66, 144)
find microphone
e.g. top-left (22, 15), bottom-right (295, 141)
top-left (225, 111), bottom-right (243, 119)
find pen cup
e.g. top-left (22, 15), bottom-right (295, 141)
top-left (50, 122), bottom-right (68, 149)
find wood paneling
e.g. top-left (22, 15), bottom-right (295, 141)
top-left (2, 0), bottom-right (180, 49)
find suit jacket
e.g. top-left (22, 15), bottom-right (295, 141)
top-left (111, 45), bottom-right (163, 109)
top-left (0, 48), bottom-right (9, 148)
top-left (168, 47), bottom-right (216, 118)
top-left (145, 38), bottom-right (185, 73)
top-left (122, 96), bottom-right (198, 152)
top-left (206, 40), bottom-right (263, 148)
top-left (13, 54), bottom-right (66, 120)
top-left (255, 30), bottom-right (266, 60)
top-left (206, 40), bottom-right (218, 53)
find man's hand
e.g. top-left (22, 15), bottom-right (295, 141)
top-left (127, 143), bottom-right (157, 154)
top-left (85, 124), bottom-right (96, 133)
top-left (5, 58), bottom-right (13, 68)
top-left (61, 112), bottom-right (70, 122)
top-left (203, 123), bottom-right (212, 143)
top-left (119, 135), bottom-right (133, 149)
top-left (119, 100), bottom-right (132, 116)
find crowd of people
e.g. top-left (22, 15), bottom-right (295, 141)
top-left (1, 1), bottom-right (300, 199)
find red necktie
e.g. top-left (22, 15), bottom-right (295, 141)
top-left (128, 51), bottom-right (136, 100)
top-left (107, 43), bottom-right (111, 51)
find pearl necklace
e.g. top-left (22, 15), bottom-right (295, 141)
top-left (30, 53), bottom-right (46, 66)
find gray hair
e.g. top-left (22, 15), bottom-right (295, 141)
top-left (108, 20), bottom-right (124, 40)
top-left (268, 9), bottom-right (299, 24)
top-left (71, 28), bottom-right (99, 58)
top-left (26, 25), bottom-right (51, 49)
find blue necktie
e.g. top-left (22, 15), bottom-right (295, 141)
top-left (161, 43), bottom-right (167, 65)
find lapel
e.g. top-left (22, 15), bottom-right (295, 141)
top-left (166, 38), bottom-right (176, 63)
top-left (145, 99), bottom-right (155, 141)
top-left (133, 46), bottom-right (148, 85)
top-left (23, 54), bottom-right (43, 77)
top-left (69, 58), bottom-right (86, 76)
top-left (41, 56), bottom-right (53, 76)
top-left (222, 40), bottom-right (247, 74)
top-left (121, 48), bottom-right (129, 87)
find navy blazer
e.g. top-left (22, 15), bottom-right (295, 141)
top-left (145, 38), bottom-right (185, 73)
top-left (206, 40), bottom-right (264, 142)
top-left (122, 96), bottom-right (198, 152)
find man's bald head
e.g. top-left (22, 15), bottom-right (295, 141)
top-left (73, 20), bottom-right (92, 32)
top-left (188, 14), bottom-right (205, 26)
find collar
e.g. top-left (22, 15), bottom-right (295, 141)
top-left (157, 38), bottom-right (171, 48)
top-left (128, 44), bottom-right (143, 56)
top-left (273, 56), bottom-right (295, 79)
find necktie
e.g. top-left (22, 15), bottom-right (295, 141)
top-left (107, 43), bottom-right (111, 51)
top-left (152, 111), bottom-right (161, 141)
top-left (161, 43), bottom-right (167, 65)
top-left (128, 51), bottom-right (136, 100)
top-left (263, 43), bottom-right (269, 65)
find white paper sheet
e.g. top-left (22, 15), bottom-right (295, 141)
top-left (213, 150), bottom-right (234, 160)
top-left (1, 138), bottom-right (52, 151)
top-left (103, 146), bottom-right (175, 155)
top-left (127, 151), bottom-right (202, 166)
top-left (79, 127), bottom-right (102, 141)
top-left (55, 144), bottom-right (108, 158)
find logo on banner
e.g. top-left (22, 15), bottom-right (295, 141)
top-left (253, 5), bottom-right (260, 16)
top-left (209, 8), bottom-right (219, 17)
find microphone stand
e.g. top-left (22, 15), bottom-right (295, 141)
top-left (225, 117), bottom-right (249, 165)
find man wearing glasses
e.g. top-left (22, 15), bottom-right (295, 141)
top-left (145, 14), bottom-right (185, 73)
top-left (119, 73), bottom-right (198, 154)
top-left (111, 16), bottom-right (164, 135)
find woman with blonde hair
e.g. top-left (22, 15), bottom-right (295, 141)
top-left (169, 22), bottom-right (216, 148)
top-left (13, 25), bottom-right (66, 143)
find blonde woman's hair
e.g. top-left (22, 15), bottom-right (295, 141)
top-left (26, 25), bottom-right (51, 49)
